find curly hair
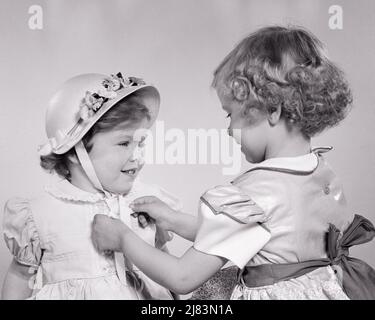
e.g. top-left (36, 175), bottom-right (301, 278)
top-left (40, 91), bottom-right (151, 180)
top-left (212, 26), bottom-right (353, 137)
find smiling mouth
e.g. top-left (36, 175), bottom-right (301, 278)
top-left (121, 168), bottom-right (138, 175)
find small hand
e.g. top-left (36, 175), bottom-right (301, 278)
top-left (129, 196), bottom-right (177, 231)
top-left (131, 212), bottom-right (153, 228)
top-left (91, 214), bottom-right (127, 253)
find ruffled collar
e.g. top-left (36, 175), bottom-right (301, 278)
top-left (232, 146), bottom-right (332, 184)
top-left (45, 177), bottom-right (139, 203)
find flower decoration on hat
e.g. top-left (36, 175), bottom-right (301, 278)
top-left (78, 73), bottom-right (146, 121)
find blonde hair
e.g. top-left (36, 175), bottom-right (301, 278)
top-left (213, 26), bottom-right (352, 137)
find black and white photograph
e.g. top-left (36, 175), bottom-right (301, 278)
top-left (0, 0), bottom-right (374, 311)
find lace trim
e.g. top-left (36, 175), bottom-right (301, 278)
top-left (45, 179), bottom-right (139, 203)
top-left (231, 267), bottom-right (349, 300)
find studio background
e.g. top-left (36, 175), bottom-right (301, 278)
top-left (1, 0), bottom-right (374, 295)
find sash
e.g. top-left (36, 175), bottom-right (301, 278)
top-left (240, 215), bottom-right (375, 300)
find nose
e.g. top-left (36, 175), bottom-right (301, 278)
top-left (227, 127), bottom-right (233, 137)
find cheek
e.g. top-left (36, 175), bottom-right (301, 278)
top-left (240, 127), bottom-right (261, 148)
top-left (228, 117), bottom-right (240, 130)
top-left (227, 117), bottom-right (240, 137)
top-left (90, 148), bottom-right (124, 174)
top-left (231, 127), bottom-right (242, 144)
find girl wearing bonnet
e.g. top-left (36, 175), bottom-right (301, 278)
top-left (2, 73), bottom-right (180, 300)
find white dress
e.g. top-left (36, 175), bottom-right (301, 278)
top-left (3, 178), bottom-right (181, 300)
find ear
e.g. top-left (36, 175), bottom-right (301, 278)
top-left (267, 104), bottom-right (282, 126)
top-left (240, 103), bottom-right (251, 117)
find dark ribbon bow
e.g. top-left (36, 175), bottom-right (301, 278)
top-left (326, 214), bottom-right (375, 299)
top-left (240, 215), bottom-right (375, 299)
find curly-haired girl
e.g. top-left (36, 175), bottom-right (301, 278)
top-left (91, 26), bottom-right (375, 300)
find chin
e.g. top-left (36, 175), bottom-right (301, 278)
top-left (105, 183), bottom-right (134, 195)
top-left (244, 152), bottom-right (255, 163)
top-left (245, 153), bottom-right (264, 164)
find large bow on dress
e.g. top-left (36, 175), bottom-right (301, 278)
top-left (327, 214), bottom-right (375, 299)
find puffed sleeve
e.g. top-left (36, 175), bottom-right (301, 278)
top-left (193, 185), bottom-right (271, 269)
top-left (153, 187), bottom-right (183, 249)
top-left (3, 198), bottom-right (42, 267)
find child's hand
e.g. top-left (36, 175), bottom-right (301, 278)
top-left (130, 196), bottom-right (177, 231)
top-left (91, 214), bottom-right (128, 253)
top-left (132, 212), bottom-right (153, 228)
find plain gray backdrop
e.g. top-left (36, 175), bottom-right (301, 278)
top-left (0, 0), bottom-right (374, 295)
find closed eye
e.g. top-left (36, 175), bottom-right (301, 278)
top-left (119, 141), bottom-right (130, 147)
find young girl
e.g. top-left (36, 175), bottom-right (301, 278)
top-left (91, 26), bottom-right (375, 299)
top-left (2, 72), bottom-right (180, 300)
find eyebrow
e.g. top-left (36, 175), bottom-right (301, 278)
top-left (116, 134), bottom-right (147, 142)
top-left (117, 134), bottom-right (133, 139)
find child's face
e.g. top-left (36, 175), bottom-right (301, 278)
top-left (217, 89), bottom-right (269, 163)
top-left (87, 119), bottom-right (149, 195)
